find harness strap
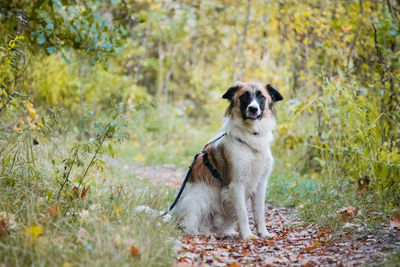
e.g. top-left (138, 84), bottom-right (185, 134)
top-left (202, 151), bottom-right (222, 181)
top-left (165, 131), bottom-right (257, 214)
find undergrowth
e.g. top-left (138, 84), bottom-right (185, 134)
top-left (267, 157), bottom-right (399, 236)
top-left (0, 108), bottom-right (178, 266)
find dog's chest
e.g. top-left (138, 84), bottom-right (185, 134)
top-left (227, 139), bottom-right (273, 189)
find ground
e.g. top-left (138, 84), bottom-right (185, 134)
top-left (105, 156), bottom-right (400, 266)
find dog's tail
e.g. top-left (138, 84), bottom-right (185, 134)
top-left (134, 205), bottom-right (172, 222)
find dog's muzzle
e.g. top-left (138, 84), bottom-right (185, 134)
top-left (246, 102), bottom-right (262, 121)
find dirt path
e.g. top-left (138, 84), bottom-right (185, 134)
top-left (104, 156), bottom-right (400, 266)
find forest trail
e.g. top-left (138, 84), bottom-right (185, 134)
top-left (103, 156), bottom-right (400, 266)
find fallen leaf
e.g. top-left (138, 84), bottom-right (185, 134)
top-left (316, 228), bottom-right (330, 239)
top-left (390, 213), bottom-right (400, 229)
top-left (0, 211), bottom-right (17, 230)
top-left (214, 255), bottom-right (226, 263)
top-left (81, 186), bottom-right (90, 199)
top-left (0, 220), bottom-right (10, 237)
top-left (303, 260), bottom-right (317, 267)
top-left (305, 244), bottom-right (321, 251)
top-left (48, 205), bottom-right (58, 218)
top-left (23, 224), bottom-right (44, 239)
top-left (130, 244), bottom-right (140, 257)
top-left (337, 206), bottom-right (359, 221)
top-left (357, 176), bottom-right (370, 197)
top-left (266, 239), bottom-right (275, 246)
top-left (228, 262), bottom-right (241, 267)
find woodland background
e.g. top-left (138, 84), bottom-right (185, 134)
top-left (0, 0), bottom-right (399, 266)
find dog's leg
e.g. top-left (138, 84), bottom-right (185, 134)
top-left (231, 184), bottom-right (257, 240)
top-left (251, 179), bottom-right (273, 239)
top-left (180, 210), bottom-right (200, 235)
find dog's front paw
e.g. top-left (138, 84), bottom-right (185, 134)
top-left (240, 232), bottom-right (258, 240)
top-left (257, 229), bottom-right (274, 239)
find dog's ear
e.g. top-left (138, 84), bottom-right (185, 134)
top-left (266, 84), bottom-right (283, 102)
top-left (222, 85), bottom-right (239, 101)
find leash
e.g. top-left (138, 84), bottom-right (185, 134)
top-left (164, 152), bottom-right (201, 214)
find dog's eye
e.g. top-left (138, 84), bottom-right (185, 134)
top-left (256, 91), bottom-right (264, 99)
top-left (241, 92), bottom-right (250, 99)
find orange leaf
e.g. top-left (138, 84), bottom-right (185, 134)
top-left (266, 239), bottom-right (275, 246)
top-left (130, 245), bottom-right (140, 257)
top-left (0, 220), bottom-right (10, 237)
top-left (337, 206), bottom-right (359, 221)
top-left (390, 214), bottom-right (400, 229)
top-left (305, 244), bottom-right (319, 251)
top-left (229, 262), bottom-right (241, 267)
top-left (341, 25), bottom-right (352, 32)
top-left (316, 228), bottom-right (329, 239)
top-left (48, 205), bottom-right (58, 218)
top-left (81, 186), bottom-right (90, 199)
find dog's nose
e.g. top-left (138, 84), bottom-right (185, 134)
top-left (248, 106), bottom-right (258, 114)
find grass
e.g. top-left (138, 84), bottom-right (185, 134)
top-left (267, 157), bottom-right (400, 236)
top-left (380, 251), bottom-right (400, 267)
top-left (0, 134), bottom-right (179, 267)
top-left (113, 106), bottom-right (222, 167)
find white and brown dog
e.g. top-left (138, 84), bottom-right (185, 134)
top-left (169, 81), bottom-right (283, 240)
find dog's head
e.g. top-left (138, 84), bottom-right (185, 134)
top-left (222, 82), bottom-right (283, 122)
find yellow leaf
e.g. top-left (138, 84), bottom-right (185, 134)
top-left (134, 154), bottom-right (146, 162)
top-left (113, 205), bottom-right (122, 217)
top-left (23, 224), bottom-right (44, 239)
top-left (114, 234), bottom-right (121, 245)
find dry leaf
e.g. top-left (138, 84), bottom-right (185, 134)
top-left (130, 244), bottom-right (140, 257)
top-left (390, 214), bottom-right (400, 229)
top-left (337, 206), bottom-right (359, 221)
top-left (81, 186), bottom-right (90, 199)
top-left (357, 176), bottom-right (370, 197)
top-left (316, 228), bottom-right (330, 239)
top-left (229, 262), bottom-right (241, 267)
top-left (0, 220), bottom-right (10, 237)
top-left (305, 244), bottom-right (320, 251)
top-left (48, 205), bottom-right (58, 218)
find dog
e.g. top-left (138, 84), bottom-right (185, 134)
top-left (169, 81), bottom-right (283, 240)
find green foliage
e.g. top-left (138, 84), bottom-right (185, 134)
top-left (0, 0), bottom-right (124, 62)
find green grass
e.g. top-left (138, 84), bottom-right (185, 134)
top-left (114, 107), bottom-right (222, 167)
top-left (0, 136), bottom-right (178, 267)
top-left (380, 251), bottom-right (400, 267)
top-left (267, 158), bottom-right (400, 236)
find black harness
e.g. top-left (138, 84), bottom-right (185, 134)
top-left (165, 131), bottom-right (258, 213)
